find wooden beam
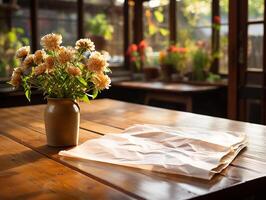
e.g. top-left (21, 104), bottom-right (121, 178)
top-left (133, 0), bottom-right (143, 43)
top-left (77, 0), bottom-right (84, 39)
top-left (30, 0), bottom-right (39, 52)
top-left (124, 0), bottom-right (130, 69)
top-left (210, 0), bottom-right (220, 74)
top-left (169, 0), bottom-right (176, 43)
top-left (262, 0), bottom-right (266, 124)
top-left (238, 0), bottom-right (248, 121)
top-left (228, 0), bottom-right (239, 120)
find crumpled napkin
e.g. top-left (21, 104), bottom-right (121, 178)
top-left (59, 124), bottom-right (247, 180)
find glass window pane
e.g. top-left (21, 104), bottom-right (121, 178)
top-left (177, 0), bottom-right (211, 27)
top-left (220, 25), bottom-right (228, 74)
top-left (0, 2), bottom-right (30, 78)
top-left (248, 0), bottom-right (264, 21)
top-left (84, 0), bottom-right (124, 66)
top-left (220, 0), bottom-right (229, 24)
top-left (219, 0), bottom-right (229, 74)
top-left (176, 0), bottom-right (211, 46)
top-left (143, 0), bottom-right (170, 51)
top-left (177, 27), bottom-right (212, 48)
top-left (247, 24), bottom-right (263, 70)
top-left (38, 0), bottom-right (77, 47)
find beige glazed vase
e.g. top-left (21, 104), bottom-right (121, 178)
top-left (44, 98), bottom-right (80, 147)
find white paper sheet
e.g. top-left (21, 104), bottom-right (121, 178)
top-left (59, 124), bottom-right (247, 180)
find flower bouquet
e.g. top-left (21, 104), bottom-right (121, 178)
top-left (9, 33), bottom-right (111, 147)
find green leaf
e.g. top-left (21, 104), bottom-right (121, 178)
top-left (104, 67), bottom-right (112, 73)
top-left (154, 10), bottom-right (164, 23)
top-left (148, 24), bottom-right (157, 36)
top-left (7, 32), bottom-right (17, 43)
top-left (78, 77), bottom-right (87, 86)
top-left (80, 94), bottom-right (89, 102)
top-left (92, 89), bottom-right (98, 99)
top-left (159, 28), bottom-right (169, 36)
top-left (25, 89), bottom-right (31, 102)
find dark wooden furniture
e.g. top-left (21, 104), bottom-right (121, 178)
top-left (110, 81), bottom-right (227, 117)
top-left (0, 99), bottom-right (265, 199)
top-left (228, 0), bottom-right (266, 124)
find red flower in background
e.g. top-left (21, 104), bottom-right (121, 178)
top-left (130, 56), bottom-right (137, 62)
top-left (138, 40), bottom-right (148, 51)
top-left (176, 47), bottom-right (188, 53)
top-left (214, 16), bottom-right (221, 25)
top-left (167, 45), bottom-right (178, 53)
top-left (127, 44), bottom-right (138, 55)
top-left (167, 45), bottom-right (187, 53)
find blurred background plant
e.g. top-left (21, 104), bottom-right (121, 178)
top-left (85, 13), bottom-right (114, 51)
top-left (191, 42), bottom-right (210, 81)
top-left (160, 45), bottom-right (188, 72)
top-left (0, 28), bottom-right (29, 77)
top-left (127, 43), bottom-right (141, 72)
top-left (85, 13), bottom-right (114, 41)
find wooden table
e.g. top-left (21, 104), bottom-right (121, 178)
top-left (0, 99), bottom-right (265, 199)
top-left (111, 81), bottom-right (226, 117)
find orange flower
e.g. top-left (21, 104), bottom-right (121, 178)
top-left (10, 68), bottom-right (23, 87)
top-left (92, 73), bottom-right (111, 90)
top-left (34, 63), bottom-right (47, 75)
top-left (167, 45), bottom-right (178, 53)
top-left (40, 33), bottom-right (62, 51)
top-left (45, 56), bottom-right (55, 70)
top-left (34, 50), bottom-right (46, 65)
top-left (16, 46), bottom-right (30, 59)
top-left (159, 51), bottom-right (166, 63)
top-left (167, 46), bottom-right (187, 53)
top-left (66, 65), bottom-right (82, 76)
top-left (176, 47), bottom-right (188, 53)
top-left (86, 51), bottom-right (108, 73)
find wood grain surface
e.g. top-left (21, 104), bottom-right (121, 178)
top-left (0, 99), bottom-right (266, 199)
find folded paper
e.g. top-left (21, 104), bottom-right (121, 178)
top-left (59, 124), bottom-right (247, 180)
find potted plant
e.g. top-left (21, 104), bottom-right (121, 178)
top-left (85, 13), bottom-right (113, 50)
top-left (8, 33), bottom-right (111, 147)
top-left (191, 38), bottom-right (222, 82)
top-left (191, 41), bottom-right (210, 81)
top-left (159, 45), bottom-right (188, 81)
top-left (127, 40), bottom-right (150, 80)
top-left (0, 28), bottom-right (29, 77)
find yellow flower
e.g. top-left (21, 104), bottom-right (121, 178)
top-left (86, 51), bottom-right (108, 73)
top-left (33, 50), bottom-right (46, 65)
top-left (75, 38), bottom-right (95, 52)
top-left (16, 46), bottom-right (30, 59)
top-left (92, 73), bottom-right (111, 90)
top-left (58, 47), bottom-right (74, 64)
top-left (10, 68), bottom-right (23, 87)
top-left (44, 56), bottom-right (56, 70)
top-left (66, 65), bottom-right (82, 76)
top-left (34, 63), bottom-right (47, 75)
top-left (22, 54), bottom-right (34, 71)
top-left (40, 33), bottom-right (62, 51)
